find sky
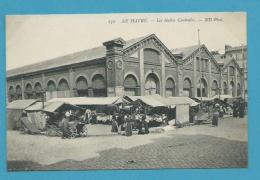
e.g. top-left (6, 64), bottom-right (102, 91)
top-left (6, 12), bottom-right (246, 70)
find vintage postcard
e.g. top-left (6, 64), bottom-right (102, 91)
top-left (6, 12), bottom-right (247, 171)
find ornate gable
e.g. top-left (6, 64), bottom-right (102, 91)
top-left (183, 45), bottom-right (220, 72)
top-left (123, 34), bottom-right (177, 65)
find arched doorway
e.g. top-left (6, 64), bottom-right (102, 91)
top-left (230, 81), bottom-right (235, 97)
top-left (145, 73), bottom-right (160, 95)
top-left (165, 78), bottom-right (176, 97)
top-left (183, 78), bottom-right (192, 97)
top-left (46, 80), bottom-right (57, 100)
top-left (197, 78), bottom-right (208, 97)
top-left (34, 82), bottom-right (43, 99)
top-left (211, 80), bottom-right (218, 97)
top-left (8, 86), bottom-right (15, 102)
top-left (15, 85), bottom-right (22, 100)
top-left (57, 79), bottom-right (70, 98)
top-left (237, 83), bottom-right (241, 96)
top-left (124, 74), bottom-right (138, 96)
top-left (76, 76), bottom-right (88, 97)
top-left (223, 82), bottom-right (228, 95)
top-left (92, 74), bottom-right (107, 97)
top-left (25, 83), bottom-right (34, 99)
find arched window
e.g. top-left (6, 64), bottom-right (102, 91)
top-left (57, 79), bottom-right (70, 98)
top-left (229, 66), bottom-right (235, 76)
top-left (57, 79), bottom-right (69, 91)
top-left (124, 74), bottom-right (138, 96)
top-left (211, 80), bottom-right (218, 97)
top-left (145, 73), bottom-right (160, 95)
top-left (8, 86), bottom-right (15, 102)
top-left (76, 76), bottom-right (88, 97)
top-left (165, 78), bottom-right (175, 97)
top-left (47, 80), bottom-right (56, 92)
top-left (197, 78), bottom-right (208, 97)
top-left (223, 82), bottom-right (228, 95)
top-left (183, 78), bottom-right (192, 97)
top-left (230, 81), bottom-right (235, 97)
top-left (15, 85), bottom-right (22, 100)
top-left (237, 83), bottom-right (241, 96)
top-left (25, 83), bottom-right (34, 99)
top-left (46, 80), bottom-right (57, 100)
top-left (143, 48), bottom-right (160, 64)
top-left (34, 82), bottom-right (43, 99)
top-left (92, 74), bottom-right (107, 97)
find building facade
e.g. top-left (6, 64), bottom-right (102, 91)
top-left (6, 34), bottom-right (244, 103)
top-left (225, 45), bottom-right (247, 98)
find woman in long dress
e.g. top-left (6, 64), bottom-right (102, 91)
top-left (125, 115), bottom-right (132, 136)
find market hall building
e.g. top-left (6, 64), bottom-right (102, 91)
top-left (6, 34), bottom-right (244, 103)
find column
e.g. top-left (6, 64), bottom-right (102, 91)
top-left (161, 53), bottom-right (166, 97)
top-left (103, 38), bottom-right (126, 97)
top-left (193, 56), bottom-right (197, 97)
top-left (139, 49), bottom-right (145, 96)
top-left (227, 66), bottom-right (230, 95)
top-left (69, 68), bottom-right (75, 97)
top-left (234, 68), bottom-right (237, 97)
top-left (208, 59), bottom-right (212, 97)
top-left (21, 77), bottom-right (24, 99)
top-left (176, 64), bottom-right (183, 97)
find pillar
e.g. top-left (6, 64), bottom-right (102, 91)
top-left (176, 64), bottom-right (183, 96)
top-left (161, 53), bottom-right (166, 97)
top-left (21, 77), bottom-right (24, 99)
top-left (69, 68), bottom-right (75, 97)
top-left (234, 67), bottom-right (237, 97)
top-left (103, 38), bottom-right (126, 97)
top-left (193, 56), bottom-right (197, 97)
top-left (227, 66), bottom-right (230, 95)
top-left (139, 49), bottom-right (145, 96)
top-left (208, 59), bottom-right (212, 97)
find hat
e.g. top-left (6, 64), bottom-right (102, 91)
top-left (215, 103), bottom-right (220, 107)
top-left (65, 111), bottom-right (71, 117)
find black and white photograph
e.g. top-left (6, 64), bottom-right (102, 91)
top-left (6, 12), bottom-right (247, 171)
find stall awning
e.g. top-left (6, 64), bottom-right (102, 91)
top-left (48, 97), bottom-right (128, 106)
top-left (25, 102), bottom-right (52, 111)
top-left (125, 96), bottom-right (165, 107)
top-left (7, 99), bottom-right (39, 110)
top-left (167, 97), bottom-right (199, 107)
top-left (212, 95), bottom-right (234, 101)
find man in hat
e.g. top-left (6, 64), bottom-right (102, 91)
top-left (60, 111), bottom-right (71, 139)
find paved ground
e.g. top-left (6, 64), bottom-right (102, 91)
top-left (7, 116), bottom-right (247, 171)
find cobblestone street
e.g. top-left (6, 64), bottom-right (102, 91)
top-left (7, 116), bottom-right (247, 171)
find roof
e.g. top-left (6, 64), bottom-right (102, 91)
top-left (225, 45), bottom-right (247, 52)
top-left (125, 96), bottom-right (165, 107)
top-left (25, 101), bottom-right (52, 111)
top-left (42, 101), bottom-right (66, 113)
top-left (171, 45), bottom-right (200, 61)
top-left (213, 54), bottom-right (233, 66)
top-left (48, 97), bottom-right (127, 106)
top-left (167, 97), bottom-right (199, 107)
top-left (7, 46), bottom-right (106, 77)
top-left (126, 94), bottom-right (198, 107)
top-left (7, 35), bottom-right (151, 78)
top-left (7, 99), bottom-right (39, 110)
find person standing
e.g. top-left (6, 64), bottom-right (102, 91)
top-left (212, 107), bottom-right (220, 127)
top-left (60, 112), bottom-right (71, 139)
top-left (111, 115), bottom-right (119, 133)
top-left (125, 115), bottom-right (133, 136)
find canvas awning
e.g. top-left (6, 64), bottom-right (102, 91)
top-left (167, 96), bottom-right (199, 107)
top-left (7, 99), bottom-right (39, 110)
top-left (25, 102), bottom-right (52, 111)
top-left (212, 95), bottom-right (235, 101)
top-left (125, 96), bottom-right (166, 107)
top-left (48, 97), bottom-right (128, 106)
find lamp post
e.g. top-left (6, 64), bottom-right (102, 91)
top-left (198, 29), bottom-right (202, 102)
